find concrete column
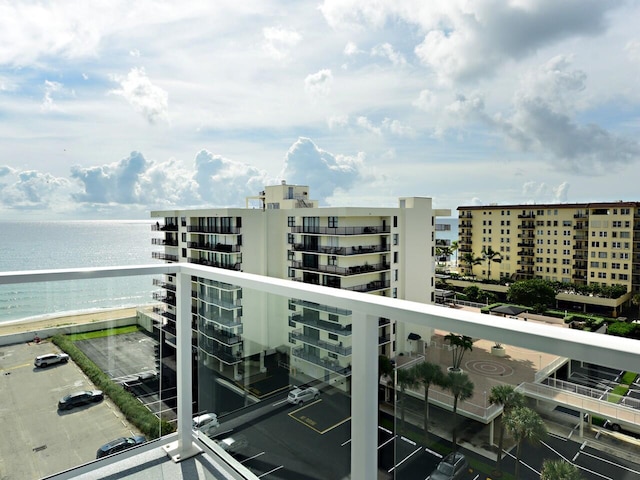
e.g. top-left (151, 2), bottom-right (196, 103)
top-left (351, 311), bottom-right (378, 480)
top-left (164, 271), bottom-right (202, 462)
top-left (579, 409), bottom-right (584, 438)
top-left (489, 419), bottom-right (495, 446)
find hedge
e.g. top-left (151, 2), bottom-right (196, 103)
top-left (52, 334), bottom-right (174, 439)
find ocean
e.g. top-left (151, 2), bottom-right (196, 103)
top-left (0, 220), bottom-right (157, 323)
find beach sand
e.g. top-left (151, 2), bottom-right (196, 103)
top-left (0, 307), bottom-right (141, 337)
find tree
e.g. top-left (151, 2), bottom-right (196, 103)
top-left (504, 406), bottom-right (547, 479)
top-left (463, 285), bottom-right (481, 303)
top-left (443, 371), bottom-right (474, 454)
top-left (436, 245), bottom-right (454, 265)
top-left (481, 246), bottom-right (502, 280)
top-left (451, 240), bottom-right (459, 267)
top-left (378, 355), bottom-right (394, 403)
top-left (444, 333), bottom-right (473, 371)
top-left (488, 385), bottom-right (525, 472)
top-left (461, 252), bottom-right (482, 277)
top-left (396, 367), bottom-right (417, 433)
top-left (632, 293), bottom-right (640, 319)
top-left (540, 460), bottom-right (583, 480)
top-left (412, 362), bottom-right (445, 440)
top-left (507, 279), bottom-right (556, 313)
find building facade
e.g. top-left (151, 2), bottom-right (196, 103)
top-left (151, 183), bottom-right (447, 412)
top-left (457, 202), bottom-right (640, 293)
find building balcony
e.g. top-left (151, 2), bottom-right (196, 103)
top-left (574, 213), bottom-right (589, 219)
top-left (151, 223), bottom-right (178, 232)
top-left (153, 279), bottom-right (176, 291)
top-left (187, 242), bottom-right (241, 253)
top-left (517, 213), bottom-right (535, 219)
top-left (152, 238), bottom-right (179, 246)
top-left (289, 299), bottom-right (351, 316)
top-left (459, 221), bottom-right (472, 228)
top-left (153, 292), bottom-right (176, 306)
top-left (187, 257), bottom-right (241, 270)
top-left (2, 265), bottom-right (639, 480)
top-left (517, 242), bottom-right (534, 248)
top-left (289, 225), bottom-right (390, 235)
top-left (291, 347), bottom-right (351, 376)
top-left (289, 312), bottom-right (352, 336)
top-left (186, 225), bottom-right (241, 234)
top-left (517, 250), bottom-right (534, 257)
top-left (517, 223), bottom-right (535, 230)
top-left (289, 330), bottom-right (352, 356)
top-left (572, 274), bottom-right (587, 280)
top-left (152, 252), bottom-right (179, 262)
top-left (290, 260), bottom-right (389, 276)
top-left (198, 345), bottom-right (243, 365)
top-left (343, 280), bottom-right (391, 293)
top-left (517, 260), bottom-right (534, 266)
top-left (199, 324), bottom-right (243, 346)
top-left (291, 243), bottom-right (389, 255)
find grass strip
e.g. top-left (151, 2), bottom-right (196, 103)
top-left (66, 325), bottom-right (140, 341)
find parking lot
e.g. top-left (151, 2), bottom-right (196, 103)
top-left (0, 340), bottom-right (141, 479)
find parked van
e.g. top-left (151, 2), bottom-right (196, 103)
top-left (192, 413), bottom-right (219, 436)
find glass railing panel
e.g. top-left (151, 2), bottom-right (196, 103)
top-left (194, 284), bottom-right (352, 480)
top-left (0, 275), bottom-right (165, 480)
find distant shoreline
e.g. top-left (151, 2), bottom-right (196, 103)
top-left (0, 306), bottom-right (144, 337)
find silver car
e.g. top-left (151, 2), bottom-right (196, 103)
top-left (429, 452), bottom-right (468, 480)
top-left (34, 353), bottom-right (69, 368)
top-left (287, 386), bottom-right (319, 405)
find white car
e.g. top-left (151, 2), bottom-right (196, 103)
top-left (287, 386), bottom-right (319, 405)
top-left (34, 353), bottom-right (70, 368)
top-left (214, 435), bottom-right (248, 454)
top-left (193, 413), bottom-right (219, 436)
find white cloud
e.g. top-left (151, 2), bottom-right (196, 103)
top-left (413, 89), bottom-right (436, 111)
top-left (262, 27), bottom-right (301, 61)
top-left (371, 43), bottom-right (405, 66)
top-left (496, 57), bottom-right (640, 173)
top-left (356, 116), bottom-right (382, 135)
top-left (343, 41), bottom-right (362, 56)
top-left (41, 80), bottom-right (64, 112)
top-left (279, 137), bottom-right (365, 204)
top-left (626, 40), bottom-right (640, 63)
top-left (109, 67), bottom-right (169, 124)
top-left (522, 181), bottom-right (569, 203)
top-left (304, 69), bottom-right (333, 98)
top-left (0, 168), bottom-right (70, 210)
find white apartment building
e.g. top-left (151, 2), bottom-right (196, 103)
top-left (151, 182), bottom-right (448, 411)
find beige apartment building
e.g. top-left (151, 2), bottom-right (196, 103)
top-left (457, 202), bottom-right (640, 293)
top-left (151, 182), bottom-right (447, 407)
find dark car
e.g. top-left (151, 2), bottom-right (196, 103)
top-left (34, 353), bottom-right (69, 368)
top-left (58, 390), bottom-right (104, 410)
top-left (429, 452), bottom-right (468, 480)
top-left (96, 436), bottom-right (146, 458)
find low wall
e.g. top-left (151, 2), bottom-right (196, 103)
top-left (0, 314), bottom-right (144, 347)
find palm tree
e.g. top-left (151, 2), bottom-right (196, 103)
top-left (461, 252), bottom-right (482, 277)
top-left (451, 240), bottom-right (459, 267)
top-left (443, 371), bottom-right (474, 454)
top-left (488, 385), bottom-right (525, 472)
top-left (444, 333), bottom-right (473, 371)
top-left (396, 367), bottom-right (418, 433)
top-left (481, 246), bottom-right (502, 280)
top-left (540, 459), bottom-right (583, 480)
top-left (379, 355), bottom-right (394, 403)
top-left (412, 362), bottom-right (445, 440)
top-left (504, 406), bottom-right (547, 479)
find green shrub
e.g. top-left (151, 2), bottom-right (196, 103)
top-left (607, 322), bottom-right (639, 339)
top-left (52, 334), bottom-right (174, 439)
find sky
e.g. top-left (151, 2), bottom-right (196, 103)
top-left (1, 0), bottom-right (639, 220)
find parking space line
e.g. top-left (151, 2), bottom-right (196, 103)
top-left (387, 445), bottom-right (422, 473)
top-left (318, 416), bottom-right (350, 434)
top-left (258, 465), bottom-right (283, 478)
top-left (503, 450), bottom-right (540, 476)
top-left (241, 451), bottom-right (265, 463)
top-left (1, 362), bottom-right (31, 371)
top-left (378, 434), bottom-right (396, 449)
top-left (580, 450), bottom-right (640, 475)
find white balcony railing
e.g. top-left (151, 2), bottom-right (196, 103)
top-left (1, 263), bottom-right (640, 480)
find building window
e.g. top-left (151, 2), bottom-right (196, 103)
top-left (393, 252), bottom-right (399, 263)
top-left (393, 216), bottom-right (398, 228)
top-left (287, 233), bottom-right (295, 244)
top-left (392, 288), bottom-right (398, 298)
top-left (288, 216), bottom-right (295, 227)
top-left (328, 216), bottom-right (338, 228)
top-left (288, 267), bottom-right (295, 278)
top-left (182, 232), bottom-right (186, 242)
top-left (394, 269), bottom-right (398, 281)
top-left (393, 234), bottom-right (399, 245)
top-left (288, 251), bottom-right (294, 260)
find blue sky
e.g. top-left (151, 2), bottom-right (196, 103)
top-left (1, 0), bottom-right (639, 220)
